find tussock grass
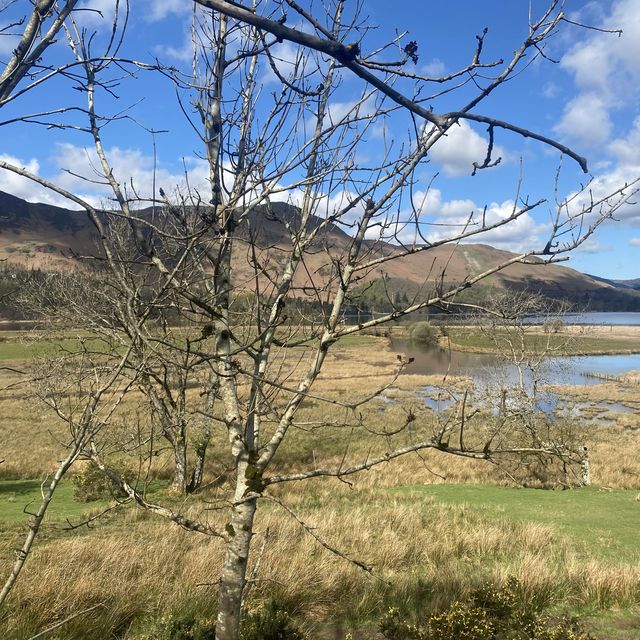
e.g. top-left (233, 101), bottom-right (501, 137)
top-left (1, 332), bottom-right (640, 637)
top-left (4, 486), bottom-right (640, 638)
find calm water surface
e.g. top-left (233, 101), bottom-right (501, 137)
top-left (390, 338), bottom-right (640, 386)
top-left (526, 312), bottom-right (640, 326)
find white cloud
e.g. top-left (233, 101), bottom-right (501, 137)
top-left (608, 116), bottom-right (640, 166)
top-left (562, 0), bottom-right (640, 94)
top-left (51, 143), bottom-right (211, 203)
top-left (629, 237), bottom-right (640, 246)
top-left (140, 0), bottom-right (190, 22)
top-left (557, 0), bottom-right (640, 147)
top-left (429, 121), bottom-right (507, 177)
top-left (261, 41), bottom-right (303, 85)
top-left (0, 154), bottom-right (74, 207)
top-left (75, 0), bottom-right (118, 28)
top-left (573, 238), bottom-right (606, 254)
top-left (564, 166), bottom-right (640, 229)
top-left (421, 58), bottom-right (446, 77)
top-left (393, 187), bottom-right (549, 252)
top-left (158, 30), bottom-right (193, 62)
top-left (426, 198), bottom-right (548, 252)
top-left (554, 93), bottom-right (612, 148)
top-left (541, 82), bottom-right (560, 99)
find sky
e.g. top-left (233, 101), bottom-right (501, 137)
top-left (1, 0), bottom-right (640, 279)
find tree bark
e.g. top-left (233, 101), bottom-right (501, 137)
top-left (188, 434), bottom-right (210, 493)
top-left (170, 441), bottom-right (188, 494)
top-left (215, 461), bottom-right (257, 640)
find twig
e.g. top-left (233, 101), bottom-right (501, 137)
top-left (27, 601), bottom-right (106, 640)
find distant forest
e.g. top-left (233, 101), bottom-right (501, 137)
top-left (3, 266), bottom-right (640, 325)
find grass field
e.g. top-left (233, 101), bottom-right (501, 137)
top-left (445, 327), bottom-right (640, 355)
top-left (1, 329), bottom-right (639, 638)
top-left (0, 479), bottom-right (104, 524)
top-left (393, 484), bottom-right (640, 563)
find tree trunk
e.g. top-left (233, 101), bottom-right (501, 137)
top-left (580, 446), bottom-right (591, 486)
top-left (170, 437), bottom-right (188, 494)
top-left (215, 463), bottom-right (257, 640)
top-left (187, 435), bottom-right (209, 493)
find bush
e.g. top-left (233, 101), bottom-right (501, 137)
top-left (409, 321), bottom-right (439, 347)
top-left (379, 578), bottom-right (596, 640)
top-left (241, 601), bottom-right (306, 640)
top-left (136, 612), bottom-right (216, 640)
top-left (379, 608), bottom-right (424, 640)
top-left (427, 601), bottom-right (494, 640)
top-left (543, 318), bottom-right (565, 334)
top-left (72, 460), bottom-right (133, 502)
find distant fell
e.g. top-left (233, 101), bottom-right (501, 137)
top-left (1, 190), bottom-right (639, 311)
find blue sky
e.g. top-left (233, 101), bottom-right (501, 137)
top-left (1, 0), bottom-right (640, 279)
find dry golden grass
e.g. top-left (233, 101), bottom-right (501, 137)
top-left (2, 335), bottom-right (640, 638)
top-left (5, 488), bottom-right (640, 639)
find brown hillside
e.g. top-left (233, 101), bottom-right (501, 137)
top-left (0, 191), bottom-right (635, 308)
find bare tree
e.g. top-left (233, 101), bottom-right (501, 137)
top-left (0, 2), bottom-right (637, 638)
top-left (472, 291), bottom-right (590, 487)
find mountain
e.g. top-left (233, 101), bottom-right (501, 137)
top-left (0, 190), bottom-right (99, 270)
top-left (588, 274), bottom-right (640, 292)
top-left (1, 190), bottom-right (639, 311)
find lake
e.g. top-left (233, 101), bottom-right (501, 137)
top-left (526, 312), bottom-right (640, 326)
top-left (390, 338), bottom-right (640, 386)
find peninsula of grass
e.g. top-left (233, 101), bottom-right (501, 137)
top-left (445, 328), bottom-right (640, 355)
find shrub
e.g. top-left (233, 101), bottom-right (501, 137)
top-left (379, 578), bottom-right (596, 640)
top-left (543, 318), bottom-right (565, 334)
top-left (409, 321), bottom-right (439, 347)
top-left (72, 460), bottom-right (133, 502)
top-left (427, 601), bottom-right (494, 640)
top-left (136, 612), bottom-right (216, 640)
top-left (241, 601), bottom-right (306, 640)
top-left (379, 607), bottom-right (424, 640)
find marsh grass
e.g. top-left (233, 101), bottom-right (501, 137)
top-left (1, 333), bottom-right (640, 637)
top-left (446, 327), bottom-right (640, 355)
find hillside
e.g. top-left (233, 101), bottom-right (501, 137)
top-left (1, 190), bottom-right (639, 312)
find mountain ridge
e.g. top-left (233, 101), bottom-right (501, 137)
top-left (1, 190), bottom-right (639, 311)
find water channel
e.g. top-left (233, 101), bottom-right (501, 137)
top-left (389, 338), bottom-right (640, 419)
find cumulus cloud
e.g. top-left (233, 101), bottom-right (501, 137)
top-left (554, 93), bottom-right (612, 148)
top-left (140, 0), bottom-right (191, 22)
top-left (429, 121), bottom-right (507, 177)
top-left (50, 143), bottom-right (211, 204)
top-left (562, 117), bottom-right (640, 227)
top-left (608, 116), bottom-right (640, 166)
top-left (388, 187), bottom-right (549, 253)
top-left (556, 0), bottom-right (640, 147)
top-left (426, 197), bottom-right (549, 252)
top-left (572, 238), bottom-right (606, 254)
top-left (0, 154), bottom-right (73, 207)
top-left (629, 237), bottom-right (640, 246)
top-left (1, 145), bottom-right (214, 210)
top-left (75, 0), bottom-right (119, 28)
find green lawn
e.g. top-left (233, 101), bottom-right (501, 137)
top-left (393, 484), bottom-right (640, 563)
top-left (0, 330), bottom-right (378, 363)
top-left (0, 479), bottom-right (107, 525)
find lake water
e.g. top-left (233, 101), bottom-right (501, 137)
top-left (526, 312), bottom-right (640, 326)
top-left (390, 338), bottom-right (640, 386)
